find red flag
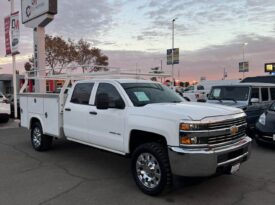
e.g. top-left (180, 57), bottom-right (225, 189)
top-left (4, 16), bottom-right (11, 56)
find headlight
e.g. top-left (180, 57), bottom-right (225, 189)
top-left (180, 123), bottom-right (207, 131)
top-left (258, 113), bottom-right (266, 126)
top-left (179, 122), bottom-right (206, 145)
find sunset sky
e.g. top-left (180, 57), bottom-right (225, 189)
top-left (1, 0), bottom-right (275, 81)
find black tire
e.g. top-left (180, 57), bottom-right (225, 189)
top-left (31, 122), bottom-right (53, 151)
top-left (3, 116), bottom-right (9, 123)
top-left (131, 143), bottom-right (172, 196)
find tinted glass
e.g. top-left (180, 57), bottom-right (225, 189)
top-left (208, 86), bottom-right (249, 101)
top-left (197, 85), bottom-right (205, 90)
top-left (71, 83), bottom-right (94, 105)
top-left (121, 83), bottom-right (184, 107)
top-left (95, 83), bottom-right (124, 108)
top-left (261, 88), bottom-right (269, 101)
top-left (270, 103), bottom-right (275, 111)
top-left (270, 88), bottom-right (275, 100)
top-left (251, 88), bottom-right (259, 99)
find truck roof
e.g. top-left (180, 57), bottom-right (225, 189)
top-left (212, 82), bottom-right (275, 87)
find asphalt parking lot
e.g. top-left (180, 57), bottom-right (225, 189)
top-left (0, 127), bottom-right (275, 205)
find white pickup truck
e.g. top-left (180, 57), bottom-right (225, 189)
top-left (20, 78), bottom-right (252, 195)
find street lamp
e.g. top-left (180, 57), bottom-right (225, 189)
top-left (242, 42), bottom-right (248, 79)
top-left (172, 18), bottom-right (177, 86)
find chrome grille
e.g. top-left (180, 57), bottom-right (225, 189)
top-left (206, 126), bottom-right (246, 145)
top-left (207, 117), bottom-right (246, 130)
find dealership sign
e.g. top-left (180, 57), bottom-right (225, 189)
top-left (21, 0), bottom-right (57, 24)
top-left (167, 48), bottom-right (179, 65)
top-left (265, 63), bottom-right (275, 73)
top-left (11, 12), bottom-right (20, 55)
top-left (4, 16), bottom-right (11, 56)
top-left (239, 61), bottom-right (249, 72)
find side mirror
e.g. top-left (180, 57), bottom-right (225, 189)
top-left (251, 98), bottom-right (259, 103)
top-left (96, 93), bottom-right (109, 110)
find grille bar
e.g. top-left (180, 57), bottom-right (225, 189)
top-left (198, 117), bottom-right (247, 146)
top-left (208, 117), bottom-right (246, 130)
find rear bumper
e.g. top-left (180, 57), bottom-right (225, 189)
top-left (168, 136), bottom-right (252, 177)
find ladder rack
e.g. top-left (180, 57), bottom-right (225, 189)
top-left (20, 65), bottom-right (171, 93)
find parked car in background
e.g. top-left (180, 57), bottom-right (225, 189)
top-left (207, 83), bottom-right (275, 135)
top-left (182, 80), bottom-right (240, 102)
top-left (241, 75), bottom-right (275, 84)
top-left (182, 84), bottom-right (207, 102)
top-left (255, 102), bottom-right (275, 146)
top-left (0, 92), bottom-right (11, 123)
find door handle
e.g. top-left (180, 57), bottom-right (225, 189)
top-left (89, 111), bottom-right (97, 115)
top-left (65, 108), bottom-right (71, 111)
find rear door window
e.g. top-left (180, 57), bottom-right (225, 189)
top-left (261, 88), bottom-right (269, 101)
top-left (71, 83), bottom-right (94, 105)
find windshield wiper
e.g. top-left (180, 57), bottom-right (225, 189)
top-left (222, 98), bottom-right (237, 103)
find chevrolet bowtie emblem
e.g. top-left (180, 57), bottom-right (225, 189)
top-left (230, 125), bottom-right (239, 135)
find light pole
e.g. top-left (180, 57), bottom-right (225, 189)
top-left (172, 18), bottom-right (177, 86)
top-left (8, 0), bottom-right (18, 119)
top-left (242, 42), bottom-right (248, 79)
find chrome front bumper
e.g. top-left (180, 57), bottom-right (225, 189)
top-left (168, 136), bottom-right (252, 177)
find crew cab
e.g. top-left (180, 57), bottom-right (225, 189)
top-left (20, 79), bottom-right (252, 195)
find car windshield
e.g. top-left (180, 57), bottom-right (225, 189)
top-left (208, 86), bottom-right (250, 101)
top-left (270, 103), bottom-right (275, 111)
top-left (121, 83), bottom-right (184, 106)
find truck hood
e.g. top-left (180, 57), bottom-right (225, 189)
top-left (207, 100), bottom-right (248, 109)
top-left (130, 102), bottom-right (244, 121)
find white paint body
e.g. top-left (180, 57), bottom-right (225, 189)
top-left (0, 92), bottom-right (11, 116)
top-left (20, 79), bottom-right (244, 155)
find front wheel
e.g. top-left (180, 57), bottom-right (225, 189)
top-left (31, 122), bottom-right (53, 151)
top-left (131, 143), bottom-right (172, 195)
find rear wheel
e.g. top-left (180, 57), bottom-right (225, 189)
top-left (131, 143), bottom-right (172, 195)
top-left (31, 122), bottom-right (52, 151)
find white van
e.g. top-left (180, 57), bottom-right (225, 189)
top-left (182, 80), bottom-right (240, 102)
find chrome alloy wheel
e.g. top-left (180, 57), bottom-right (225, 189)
top-left (32, 127), bottom-right (42, 148)
top-left (136, 153), bottom-right (162, 189)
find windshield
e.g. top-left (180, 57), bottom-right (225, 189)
top-left (121, 83), bottom-right (184, 106)
top-left (270, 103), bottom-right (275, 111)
top-left (208, 86), bottom-right (250, 101)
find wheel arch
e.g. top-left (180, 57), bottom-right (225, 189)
top-left (128, 129), bottom-right (168, 154)
top-left (29, 116), bottom-right (44, 132)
